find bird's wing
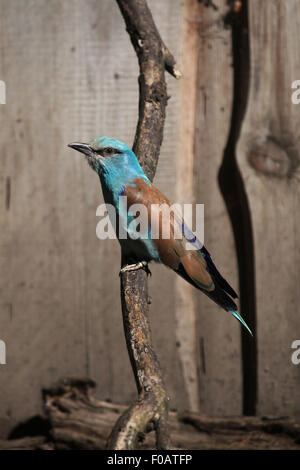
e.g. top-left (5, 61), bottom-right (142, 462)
top-left (124, 178), bottom-right (215, 291)
top-left (124, 178), bottom-right (252, 335)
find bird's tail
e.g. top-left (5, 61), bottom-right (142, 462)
top-left (205, 285), bottom-right (253, 336)
top-left (228, 309), bottom-right (253, 336)
top-left (197, 280), bottom-right (253, 336)
top-left (174, 257), bottom-right (253, 336)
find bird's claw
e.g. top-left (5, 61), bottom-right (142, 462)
top-left (120, 261), bottom-right (152, 276)
top-left (144, 263), bottom-right (152, 277)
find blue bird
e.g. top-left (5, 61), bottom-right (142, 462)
top-left (69, 137), bottom-right (252, 335)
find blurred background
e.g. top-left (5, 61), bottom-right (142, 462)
top-left (0, 0), bottom-right (299, 440)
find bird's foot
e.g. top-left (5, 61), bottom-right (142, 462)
top-left (120, 261), bottom-right (152, 276)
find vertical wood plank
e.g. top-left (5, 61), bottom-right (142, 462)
top-left (174, 0), bottom-right (203, 412)
top-left (237, 0), bottom-right (300, 415)
top-left (193, 0), bottom-right (243, 415)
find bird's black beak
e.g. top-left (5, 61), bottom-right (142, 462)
top-left (68, 142), bottom-right (94, 157)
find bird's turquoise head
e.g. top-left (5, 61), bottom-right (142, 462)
top-left (68, 136), bottom-right (136, 173)
top-left (68, 136), bottom-right (150, 194)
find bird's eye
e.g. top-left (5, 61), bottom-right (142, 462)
top-left (104, 147), bottom-right (114, 156)
top-left (96, 147), bottom-right (122, 157)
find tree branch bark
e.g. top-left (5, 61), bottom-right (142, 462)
top-left (107, 0), bottom-right (181, 450)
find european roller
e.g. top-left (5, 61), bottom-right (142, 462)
top-left (69, 137), bottom-right (252, 335)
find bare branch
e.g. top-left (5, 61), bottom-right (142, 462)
top-left (108, 269), bottom-right (171, 450)
top-left (107, 0), bottom-right (180, 450)
top-left (116, 0), bottom-right (181, 180)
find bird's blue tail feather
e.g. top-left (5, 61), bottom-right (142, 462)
top-left (229, 309), bottom-right (253, 336)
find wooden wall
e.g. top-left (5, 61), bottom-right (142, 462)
top-left (0, 0), bottom-right (185, 436)
top-left (0, 0), bottom-right (299, 438)
top-left (237, 0), bottom-right (300, 415)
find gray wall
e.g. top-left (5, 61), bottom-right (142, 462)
top-left (0, 0), bottom-right (299, 438)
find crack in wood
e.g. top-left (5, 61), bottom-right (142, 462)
top-left (218, 0), bottom-right (257, 416)
top-left (5, 177), bottom-right (10, 211)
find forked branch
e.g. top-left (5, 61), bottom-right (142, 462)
top-left (107, 0), bottom-right (181, 450)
